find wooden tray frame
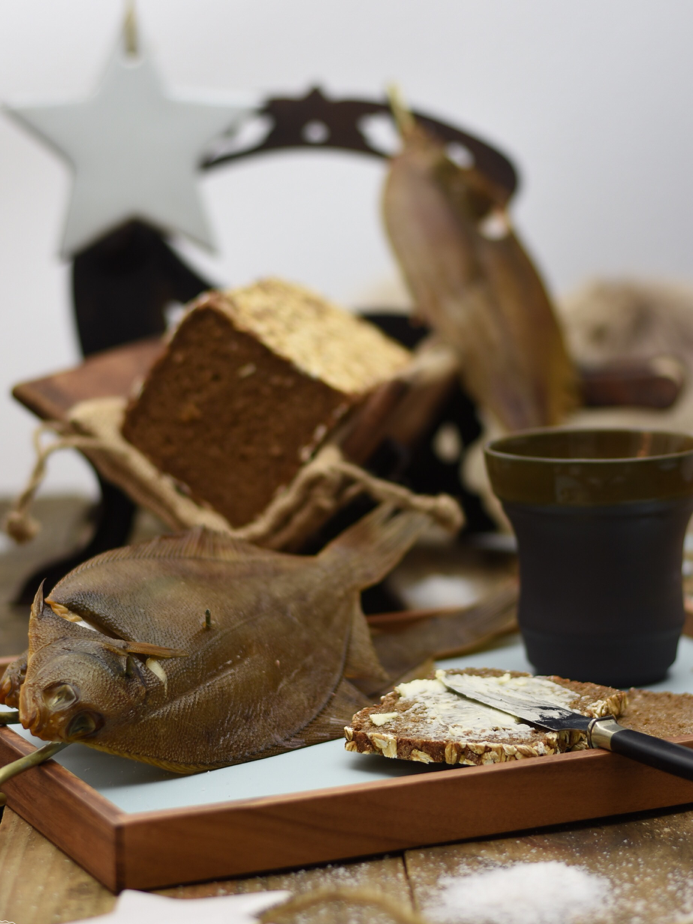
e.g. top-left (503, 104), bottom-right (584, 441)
top-left (2, 658), bottom-right (693, 892)
top-left (8, 336), bottom-right (693, 891)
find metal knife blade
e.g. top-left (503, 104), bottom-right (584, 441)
top-left (439, 671), bottom-right (593, 733)
top-left (439, 670), bottom-right (693, 783)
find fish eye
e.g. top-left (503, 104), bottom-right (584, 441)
top-left (67, 711), bottom-right (103, 739)
top-left (43, 683), bottom-right (78, 711)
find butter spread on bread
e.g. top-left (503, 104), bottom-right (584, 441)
top-left (345, 668), bottom-right (626, 765)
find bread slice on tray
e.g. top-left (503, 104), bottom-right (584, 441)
top-left (344, 667), bottom-right (627, 766)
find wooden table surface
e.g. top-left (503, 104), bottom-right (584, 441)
top-left (2, 498), bottom-right (693, 924)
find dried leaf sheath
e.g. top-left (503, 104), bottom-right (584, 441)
top-left (383, 113), bottom-right (578, 430)
top-left (3, 507), bottom-right (430, 774)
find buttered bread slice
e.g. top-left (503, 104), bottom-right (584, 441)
top-left (344, 667), bottom-right (626, 765)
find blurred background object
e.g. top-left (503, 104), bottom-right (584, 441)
top-left (2, 0), bottom-right (693, 502)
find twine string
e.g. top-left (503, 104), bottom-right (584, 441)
top-left (259, 886), bottom-right (430, 924)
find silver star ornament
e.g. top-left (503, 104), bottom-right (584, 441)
top-left (6, 38), bottom-right (258, 256)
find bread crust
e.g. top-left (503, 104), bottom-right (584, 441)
top-left (122, 280), bottom-right (410, 527)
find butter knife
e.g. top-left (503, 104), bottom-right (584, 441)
top-left (441, 672), bottom-right (693, 781)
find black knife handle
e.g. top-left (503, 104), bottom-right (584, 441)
top-left (589, 717), bottom-right (693, 781)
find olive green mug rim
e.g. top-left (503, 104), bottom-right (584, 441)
top-left (484, 427), bottom-right (693, 507)
top-left (485, 427), bottom-right (693, 464)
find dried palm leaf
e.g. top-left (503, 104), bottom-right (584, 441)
top-left (383, 89), bottom-right (578, 431)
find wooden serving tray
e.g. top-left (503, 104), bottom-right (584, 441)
top-left (3, 647), bottom-right (693, 893)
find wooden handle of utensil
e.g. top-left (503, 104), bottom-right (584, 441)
top-left (579, 360), bottom-right (684, 410)
top-left (591, 718), bottom-right (693, 781)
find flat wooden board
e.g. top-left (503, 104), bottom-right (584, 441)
top-left (12, 338), bottom-right (164, 422)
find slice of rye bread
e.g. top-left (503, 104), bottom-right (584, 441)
top-left (618, 688), bottom-right (693, 738)
top-left (344, 668), bottom-right (629, 766)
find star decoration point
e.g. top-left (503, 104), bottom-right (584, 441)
top-left (7, 40), bottom-right (258, 256)
top-left (79, 888), bottom-right (291, 924)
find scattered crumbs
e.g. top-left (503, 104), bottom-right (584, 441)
top-left (424, 862), bottom-right (610, 924)
top-left (370, 712), bottom-right (399, 727)
top-left (264, 861), bottom-right (406, 924)
top-left (238, 362), bottom-right (257, 378)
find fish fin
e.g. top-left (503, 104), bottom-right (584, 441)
top-left (50, 527), bottom-right (273, 583)
top-left (281, 679), bottom-right (372, 750)
top-left (344, 602), bottom-right (389, 686)
top-left (119, 641), bottom-right (187, 659)
top-left (28, 584), bottom-right (100, 658)
top-left (31, 580), bottom-right (45, 620)
top-left (45, 601), bottom-right (83, 622)
top-left (318, 504), bottom-right (430, 590)
top-left (43, 598), bottom-right (187, 660)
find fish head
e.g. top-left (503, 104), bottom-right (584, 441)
top-left (19, 639), bottom-right (149, 743)
top-left (19, 586), bottom-right (149, 744)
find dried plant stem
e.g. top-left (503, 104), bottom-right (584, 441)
top-left (6, 409), bottom-right (462, 551)
top-left (259, 886), bottom-right (430, 924)
top-left (123, 1), bottom-right (138, 56)
top-left (4, 422), bottom-right (129, 544)
top-left (387, 84), bottom-right (415, 139)
top-left (0, 742), bottom-right (69, 812)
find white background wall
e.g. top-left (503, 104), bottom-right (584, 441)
top-left (1, 0), bottom-right (693, 496)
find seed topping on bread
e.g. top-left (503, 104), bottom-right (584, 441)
top-left (345, 668), bottom-right (627, 766)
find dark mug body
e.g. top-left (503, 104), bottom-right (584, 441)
top-left (485, 428), bottom-right (693, 687)
top-left (504, 497), bottom-right (693, 686)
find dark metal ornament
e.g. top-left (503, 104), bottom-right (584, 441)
top-left (73, 86), bottom-right (518, 354)
top-left (204, 87), bottom-right (518, 201)
top-left (73, 220), bottom-right (212, 356)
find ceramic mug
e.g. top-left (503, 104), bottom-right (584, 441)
top-left (484, 428), bottom-right (693, 687)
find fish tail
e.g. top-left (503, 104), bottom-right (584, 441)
top-left (318, 504), bottom-right (430, 591)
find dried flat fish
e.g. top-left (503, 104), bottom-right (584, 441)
top-left (383, 94), bottom-right (578, 430)
top-left (1, 506), bottom-right (430, 773)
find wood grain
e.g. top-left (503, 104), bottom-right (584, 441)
top-left (0, 728), bottom-right (124, 891)
top-left (160, 855), bottom-right (413, 924)
top-left (12, 338), bottom-right (163, 422)
top-left (405, 807), bottom-right (693, 924)
top-left (0, 807), bottom-right (115, 924)
top-left (113, 735), bottom-right (693, 890)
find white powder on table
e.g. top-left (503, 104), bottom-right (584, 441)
top-left (425, 860), bottom-right (610, 924)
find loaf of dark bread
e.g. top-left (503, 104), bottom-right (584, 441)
top-left (122, 279), bottom-right (411, 528)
